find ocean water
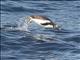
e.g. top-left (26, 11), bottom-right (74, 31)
top-left (1, 1), bottom-right (80, 60)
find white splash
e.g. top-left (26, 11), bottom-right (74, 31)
top-left (1, 17), bottom-right (30, 31)
top-left (16, 17), bottom-right (29, 31)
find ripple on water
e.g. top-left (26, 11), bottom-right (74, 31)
top-left (1, 1), bottom-right (80, 60)
top-left (64, 35), bottom-right (80, 43)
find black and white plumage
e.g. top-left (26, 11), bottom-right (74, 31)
top-left (26, 15), bottom-right (60, 30)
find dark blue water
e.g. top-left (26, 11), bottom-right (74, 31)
top-left (1, 1), bottom-right (80, 60)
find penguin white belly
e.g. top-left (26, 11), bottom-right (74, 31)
top-left (32, 19), bottom-right (50, 25)
top-left (32, 19), bottom-right (53, 28)
top-left (44, 25), bottom-right (53, 28)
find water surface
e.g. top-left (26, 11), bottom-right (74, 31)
top-left (1, 1), bottom-right (80, 60)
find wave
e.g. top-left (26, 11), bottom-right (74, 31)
top-left (1, 17), bottom-right (29, 31)
top-left (64, 35), bottom-right (80, 43)
top-left (1, 2), bottom-right (47, 13)
top-left (1, 0), bottom-right (79, 1)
